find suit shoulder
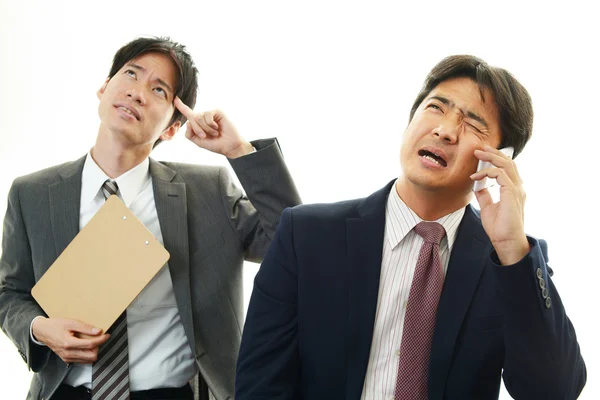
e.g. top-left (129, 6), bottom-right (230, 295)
top-left (289, 198), bottom-right (363, 221)
top-left (158, 161), bottom-right (225, 179)
top-left (11, 159), bottom-right (82, 188)
top-left (159, 161), bottom-right (226, 175)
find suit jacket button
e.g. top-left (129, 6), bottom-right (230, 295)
top-left (538, 278), bottom-right (546, 289)
top-left (536, 267), bottom-right (543, 279)
top-left (542, 287), bottom-right (549, 299)
top-left (545, 297), bottom-right (552, 308)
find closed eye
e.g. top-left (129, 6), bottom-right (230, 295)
top-left (466, 121), bottom-right (484, 134)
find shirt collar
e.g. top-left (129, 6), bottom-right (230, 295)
top-left (80, 153), bottom-right (151, 207)
top-left (385, 180), bottom-right (466, 251)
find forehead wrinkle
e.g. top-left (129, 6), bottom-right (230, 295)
top-left (127, 62), bottom-right (145, 72)
top-left (126, 61), bottom-right (175, 95)
top-left (428, 95), bottom-right (453, 108)
top-left (429, 93), bottom-right (489, 129)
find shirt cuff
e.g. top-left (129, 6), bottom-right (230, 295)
top-left (30, 316), bottom-right (47, 346)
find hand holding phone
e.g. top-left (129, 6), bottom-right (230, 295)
top-left (472, 147), bottom-right (514, 192)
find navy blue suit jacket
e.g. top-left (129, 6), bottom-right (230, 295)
top-left (236, 181), bottom-right (586, 399)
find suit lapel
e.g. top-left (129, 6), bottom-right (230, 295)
top-left (345, 181), bottom-right (393, 398)
top-left (428, 205), bottom-right (490, 400)
top-left (48, 156), bottom-right (86, 260)
top-left (150, 159), bottom-right (196, 353)
top-left (49, 157), bottom-right (197, 354)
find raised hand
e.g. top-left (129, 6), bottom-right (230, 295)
top-left (471, 146), bottom-right (530, 265)
top-left (174, 97), bottom-right (253, 158)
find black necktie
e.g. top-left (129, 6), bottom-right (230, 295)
top-left (92, 180), bottom-right (130, 400)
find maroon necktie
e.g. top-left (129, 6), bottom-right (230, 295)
top-left (394, 221), bottom-right (446, 400)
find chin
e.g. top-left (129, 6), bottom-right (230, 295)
top-left (406, 175), bottom-right (468, 196)
top-left (108, 129), bottom-right (140, 145)
top-left (404, 174), bottom-right (443, 192)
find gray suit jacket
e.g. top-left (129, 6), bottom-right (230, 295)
top-left (0, 138), bottom-right (301, 400)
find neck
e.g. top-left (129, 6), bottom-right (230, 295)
top-left (395, 176), bottom-right (471, 221)
top-left (92, 127), bottom-right (152, 178)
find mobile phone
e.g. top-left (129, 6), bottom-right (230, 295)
top-left (472, 147), bottom-right (514, 192)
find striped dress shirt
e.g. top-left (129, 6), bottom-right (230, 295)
top-left (360, 181), bottom-right (465, 400)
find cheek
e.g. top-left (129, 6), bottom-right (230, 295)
top-left (455, 149), bottom-right (479, 174)
top-left (159, 105), bottom-right (174, 123)
top-left (399, 133), bottom-right (415, 160)
top-left (150, 105), bottom-right (175, 129)
top-left (98, 97), bottom-right (110, 117)
top-left (99, 85), bottom-right (118, 108)
top-left (406, 113), bottom-right (438, 141)
top-left (402, 122), bottom-right (421, 145)
top-left (401, 127), bottom-right (426, 158)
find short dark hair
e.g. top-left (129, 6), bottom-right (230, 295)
top-left (108, 36), bottom-right (198, 145)
top-left (409, 55), bottom-right (533, 157)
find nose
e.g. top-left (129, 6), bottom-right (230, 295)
top-left (432, 116), bottom-right (459, 144)
top-left (126, 87), bottom-right (146, 105)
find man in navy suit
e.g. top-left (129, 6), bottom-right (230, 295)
top-left (235, 55), bottom-right (586, 399)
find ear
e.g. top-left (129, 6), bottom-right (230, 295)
top-left (160, 121), bottom-right (181, 142)
top-left (97, 78), bottom-right (110, 100)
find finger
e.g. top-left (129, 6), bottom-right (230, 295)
top-left (185, 116), bottom-right (206, 139)
top-left (62, 349), bottom-right (100, 364)
top-left (196, 113), bottom-right (219, 137)
top-left (174, 97), bottom-right (196, 121)
top-left (175, 97), bottom-right (207, 138)
top-left (185, 120), bottom-right (206, 142)
top-left (474, 148), bottom-right (511, 168)
top-left (66, 320), bottom-right (102, 336)
top-left (471, 167), bottom-right (514, 188)
top-left (58, 335), bottom-right (83, 351)
top-left (474, 148), bottom-right (520, 184)
top-left (474, 187), bottom-right (494, 209)
top-left (184, 123), bottom-right (195, 140)
top-left (203, 111), bottom-right (220, 131)
top-left (76, 333), bottom-right (111, 349)
top-left (68, 333), bottom-right (109, 350)
top-left (485, 145), bottom-right (514, 159)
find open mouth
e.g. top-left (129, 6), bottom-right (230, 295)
top-left (418, 149), bottom-right (447, 167)
top-left (115, 105), bottom-right (140, 120)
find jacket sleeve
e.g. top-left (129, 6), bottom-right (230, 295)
top-left (0, 179), bottom-right (50, 372)
top-left (493, 238), bottom-right (586, 399)
top-left (236, 208), bottom-right (301, 399)
top-left (224, 138), bottom-right (301, 263)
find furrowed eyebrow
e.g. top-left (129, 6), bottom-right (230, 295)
top-left (465, 110), bottom-right (489, 130)
top-left (427, 95), bottom-right (452, 106)
top-left (155, 78), bottom-right (174, 95)
top-left (127, 63), bottom-right (145, 72)
top-left (126, 63), bottom-right (174, 95)
top-left (427, 95), bottom-right (489, 129)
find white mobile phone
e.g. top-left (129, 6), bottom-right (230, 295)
top-left (472, 146), bottom-right (514, 192)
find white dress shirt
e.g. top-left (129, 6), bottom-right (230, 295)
top-left (360, 182), bottom-right (465, 400)
top-left (34, 153), bottom-right (197, 390)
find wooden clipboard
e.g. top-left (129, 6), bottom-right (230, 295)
top-left (31, 195), bottom-right (170, 333)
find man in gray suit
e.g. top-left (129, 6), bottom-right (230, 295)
top-left (0, 36), bottom-right (300, 400)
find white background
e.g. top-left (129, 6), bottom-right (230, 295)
top-left (0, 1), bottom-right (597, 398)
